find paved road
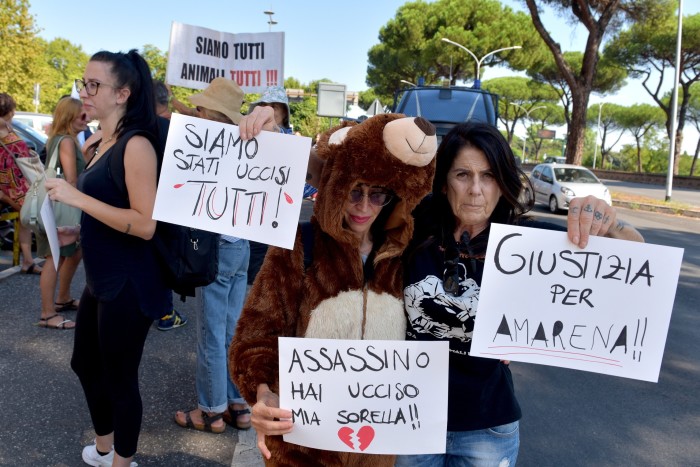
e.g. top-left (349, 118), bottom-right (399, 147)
top-left (516, 205), bottom-right (700, 466)
top-left (2, 198), bottom-right (698, 466)
top-left (0, 201), bottom-right (316, 467)
top-left (601, 178), bottom-right (700, 207)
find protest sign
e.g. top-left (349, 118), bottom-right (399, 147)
top-left (278, 338), bottom-right (449, 454)
top-left (152, 114), bottom-right (311, 250)
top-left (470, 224), bottom-right (683, 382)
top-left (166, 21), bottom-right (284, 93)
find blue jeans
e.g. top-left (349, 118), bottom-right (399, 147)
top-left (394, 422), bottom-right (519, 467)
top-left (196, 239), bottom-right (249, 413)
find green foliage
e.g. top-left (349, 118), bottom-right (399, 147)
top-left (142, 44), bottom-right (169, 81)
top-left (0, 0), bottom-right (43, 111)
top-left (366, 0), bottom-right (548, 97)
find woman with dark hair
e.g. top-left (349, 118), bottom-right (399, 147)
top-left (396, 122), bottom-right (643, 467)
top-left (45, 49), bottom-right (167, 467)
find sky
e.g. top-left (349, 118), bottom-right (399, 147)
top-left (28, 0), bottom-right (698, 153)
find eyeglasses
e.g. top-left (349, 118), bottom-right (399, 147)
top-left (348, 186), bottom-right (394, 207)
top-left (75, 79), bottom-right (118, 96)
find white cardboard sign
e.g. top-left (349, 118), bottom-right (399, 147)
top-left (470, 223), bottom-right (684, 383)
top-left (278, 338), bottom-right (449, 454)
top-left (152, 114), bottom-right (311, 250)
top-left (166, 22), bottom-right (284, 93)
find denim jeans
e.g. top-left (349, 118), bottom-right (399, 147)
top-left (394, 421), bottom-right (519, 467)
top-left (196, 239), bottom-right (250, 413)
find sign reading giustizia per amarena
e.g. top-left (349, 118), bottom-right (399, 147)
top-left (278, 338), bottom-right (449, 454)
top-left (470, 224), bottom-right (683, 383)
top-left (153, 114), bottom-right (311, 249)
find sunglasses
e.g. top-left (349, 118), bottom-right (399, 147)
top-left (348, 186), bottom-right (394, 207)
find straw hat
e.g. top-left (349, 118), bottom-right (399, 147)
top-left (188, 78), bottom-right (244, 124)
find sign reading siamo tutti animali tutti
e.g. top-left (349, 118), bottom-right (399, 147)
top-left (470, 224), bottom-right (683, 383)
top-left (279, 338), bottom-right (449, 454)
top-left (153, 114), bottom-right (311, 250)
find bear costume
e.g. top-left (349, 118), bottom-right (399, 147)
top-left (229, 114), bottom-right (437, 467)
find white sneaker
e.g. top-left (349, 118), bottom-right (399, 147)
top-left (82, 442), bottom-right (138, 466)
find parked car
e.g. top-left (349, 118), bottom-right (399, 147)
top-left (392, 85), bottom-right (499, 143)
top-left (525, 163), bottom-right (612, 213)
top-left (11, 119), bottom-right (47, 156)
top-left (13, 111), bottom-right (52, 137)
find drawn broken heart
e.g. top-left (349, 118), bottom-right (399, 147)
top-left (337, 425), bottom-right (375, 451)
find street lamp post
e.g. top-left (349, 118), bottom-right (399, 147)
top-left (441, 38), bottom-right (521, 89)
top-left (592, 102), bottom-right (604, 170)
top-left (510, 103), bottom-right (545, 160)
top-left (264, 10), bottom-right (277, 31)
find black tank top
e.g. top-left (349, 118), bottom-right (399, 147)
top-left (77, 137), bottom-right (169, 319)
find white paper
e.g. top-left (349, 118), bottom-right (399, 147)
top-left (470, 223), bottom-right (684, 383)
top-left (279, 338), bottom-right (449, 454)
top-left (40, 197), bottom-right (59, 270)
top-left (166, 22), bottom-right (284, 93)
top-left (153, 114), bottom-right (311, 250)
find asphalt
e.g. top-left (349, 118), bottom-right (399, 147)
top-left (0, 190), bottom-right (697, 467)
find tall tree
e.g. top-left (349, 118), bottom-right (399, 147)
top-left (0, 0), bottom-right (43, 110)
top-left (617, 103), bottom-right (665, 172)
top-left (482, 76), bottom-right (558, 144)
top-left (685, 83), bottom-right (700, 176)
top-left (523, 0), bottom-right (666, 165)
top-left (39, 38), bottom-right (89, 112)
top-left (605, 10), bottom-right (700, 175)
top-left (528, 51), bottom-right (626, 132)
top-left (367, 0), bottom-right (548, 99)
top-left (587, 102), bottom-right (627, 162)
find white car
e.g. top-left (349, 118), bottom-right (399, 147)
top-left (13, 112), bottom-right (53, 137)
top-left (525, 163), bottom-right (612, 213)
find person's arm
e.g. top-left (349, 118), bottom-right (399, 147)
top-left (58, 137), bottom-right (79, 186)
top-left (566, 195), bottom-right (644, 248)
top-left (45, 135), bottom-right (159, 240)
top-left (0, 190), bottom-right (21, 212)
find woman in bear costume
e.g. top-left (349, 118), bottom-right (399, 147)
top-left (229, 113), bottom-right (436, 467)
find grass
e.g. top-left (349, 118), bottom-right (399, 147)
top-left (611, 191), bottom-right (695, 211)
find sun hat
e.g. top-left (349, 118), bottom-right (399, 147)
top-left (249, 86), bottom-right (290, 127)
top-left (188, 78), bottom-right (244, 124)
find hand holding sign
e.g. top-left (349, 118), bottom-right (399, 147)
top-left (250, 383), bottom-right (293, 460)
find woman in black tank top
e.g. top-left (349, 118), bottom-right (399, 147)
top-left (45, 49), bottom-right (167, 467)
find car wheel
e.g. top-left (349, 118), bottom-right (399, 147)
top-left (549, 196), bottom-right (560, 213)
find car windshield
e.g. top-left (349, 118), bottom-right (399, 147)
top-left (398, 88), bottom-right (495, 124)
top-left (553, 168), bottom-right (599, 183)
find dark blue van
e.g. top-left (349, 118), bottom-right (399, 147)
top-left (392, 85), bottom-right (499, 142)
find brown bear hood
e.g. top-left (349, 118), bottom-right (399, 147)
top-left (312, 113), bottom-right (436, 262)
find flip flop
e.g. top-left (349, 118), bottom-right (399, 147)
top-left (55, 298), bottom-right (79, 312)
top-left (35, 313), bottom-right (75, 330)
top-left (21, 264), bottom-right (43, 275)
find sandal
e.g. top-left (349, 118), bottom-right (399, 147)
top-left (21, 264), bottom-right (43, 275)
top-left (223, 404), bottom-right (252, 430)
top-left (55, 298), bottom-right (79, 312)
top-left (175, 409), bottom-right (225, 434)
top-left (36, 313), bottom-right (75, 330)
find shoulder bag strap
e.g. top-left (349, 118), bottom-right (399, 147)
top-left (46, 136), bottom-right (65, 172)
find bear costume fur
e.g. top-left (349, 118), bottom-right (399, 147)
top-left (229, 114), bottom-right (436, 467)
